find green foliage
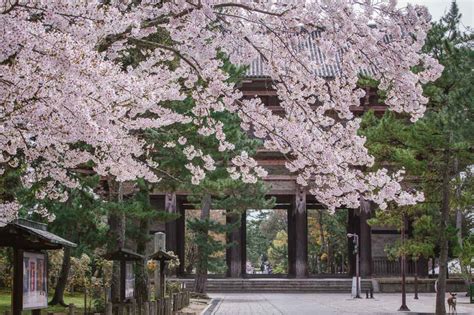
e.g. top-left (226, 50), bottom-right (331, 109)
top-left (307, 210), bottom-right (348, 274)
top-left (246, 210), bottom-right (287, 273)
top-left (267, 230), bottom-right (288, 274)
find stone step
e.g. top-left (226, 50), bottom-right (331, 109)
top-left (176, 279), bottom-right (372, 293)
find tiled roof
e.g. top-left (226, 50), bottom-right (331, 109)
top-left (11, 219), bottom-right (77, 248)
top-left (103, 248), bottom-right (144, 261)
top-left (245, 30), bottom-right (386, 78)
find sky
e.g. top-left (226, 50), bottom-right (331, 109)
top-left (397, 0), bottom-right (473, 28)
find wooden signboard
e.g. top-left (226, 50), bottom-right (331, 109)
top-left (22, 251), bottom-right (48, 310)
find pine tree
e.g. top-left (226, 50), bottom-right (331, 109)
top-left (145, 57), bottom-right (273, 293)
top-left (361, 2), bottom-right (473, 313)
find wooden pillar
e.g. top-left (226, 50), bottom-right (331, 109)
top-left (12, 249), bottom-right (23, 315)
top-left (226, 211), bottom-right (243, 278)
top-left (348, 206), bottom-right (372, 277)
top-left (120, 260), bottom-right (126, 302)
top-left (240, 211), bottom-right (247, 277)
top-left (347, 209), bottom-right (360, 277)
top-left (176, 199), bottom-right (185, 276)
top-left (289, 189), bottom-right (308, 278)
top-left (165, 193), bottom-right (177, 253)
top-left (159, 260), bottom-right (166, 299)
top-left (288, 204), bottom-right (296, 276)
top-left (359, 204), bottom-right (373, 277)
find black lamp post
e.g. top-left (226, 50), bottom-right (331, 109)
top-left (347, 233), bottom-right (361, 299)
top-left (398, 213), bottom-right (410, 311)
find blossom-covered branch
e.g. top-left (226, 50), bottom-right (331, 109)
top-left (0, 0), bottom-right (442, 223)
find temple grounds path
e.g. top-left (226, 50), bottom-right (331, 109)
top-left (205, 292), bottom-right (474, 314)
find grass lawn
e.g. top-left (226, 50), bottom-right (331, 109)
top-left (0, 289), bottom-right (85, 314)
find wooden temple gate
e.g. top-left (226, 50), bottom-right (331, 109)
top-left (145, 76), bottom-right (429, 279)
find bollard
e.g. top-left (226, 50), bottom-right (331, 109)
top-left (68, 303), bottom-right (75, 315)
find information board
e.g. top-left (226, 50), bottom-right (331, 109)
top-left (125, 262), bottom-right (135, 299)
top-left (23, 252), bottom-right (48, 310)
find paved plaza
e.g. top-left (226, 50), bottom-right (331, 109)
top-left (205, 293), bottom-right (474, 314)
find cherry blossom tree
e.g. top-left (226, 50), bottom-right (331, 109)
top-left (0, 0), bottom-right (443, 225)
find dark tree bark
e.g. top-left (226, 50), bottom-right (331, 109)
top-left (49, 246), bottom-right (71, 306)
top-left (194, 194), bottom-right (211, 294)
top-left (436, 150), bottom-right (451, 315)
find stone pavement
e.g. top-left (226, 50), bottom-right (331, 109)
top-left (205, 293), bottom-right (474, 314)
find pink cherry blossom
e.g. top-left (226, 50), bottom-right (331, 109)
top-left (0, 1), bottom-right (442, 222)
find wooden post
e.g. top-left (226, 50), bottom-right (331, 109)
top-left (172, 293), bottom-right (178, 311)
top-left (120, 260), bottom-right (126, 302)
top-left (143, 301), bottom-right (149, 315)
top-left (131, 299), bottom-right (137, 315)
top-left (68, 303), bottom-right (75, 315)
top-left (154, 232), bottom-right (166, 300)
top-left (347, 209), bottom-right (360, 277)
top-left (359, 202), bottom-right (373, 277)
top-left (159, 261), bottom-right (166, 299)
top-left (240, 211), bottom-right (247, 277)
top-left (11, 249), bottom-right (23, 315)
top-left (118, 303), bottom-right (125, 315)
top-left (164, 297), bottom-right (171, 315)
top-left (164, 193), bottom-right (176, 254)
top-left (106, 302), bottom-right (113, 315)
top-left (414, 258), bottom-right (419, 299)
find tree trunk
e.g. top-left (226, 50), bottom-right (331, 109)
top-left (194, 194), bottom-right (211, 294)
top-left (453, 158), bottom-right (470, 293)
top-left (436, 150), bottom-right (451, 315)
top-left (50, 246), bottom-right (72, 306)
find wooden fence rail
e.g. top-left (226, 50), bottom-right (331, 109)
top-left (3, 292), bottom-right (190, 315)
top-left (105, 291), bottom-right (190, 315)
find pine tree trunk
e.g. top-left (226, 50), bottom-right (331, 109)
top-left (50, 246), bottom-right (71, 306)
top-left (194, 194), bottom-right (211, 294)
top-left (436, 150), bottom-right (451, 315)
